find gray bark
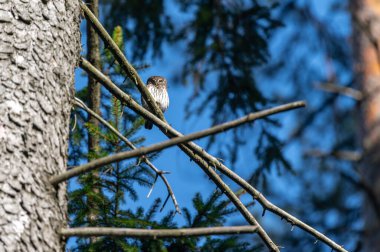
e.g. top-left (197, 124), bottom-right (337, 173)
top-left (0, 1), bottom-right (80, 251)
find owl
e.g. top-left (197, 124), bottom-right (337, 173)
top-left (141, 76), bottom-right (169, 129)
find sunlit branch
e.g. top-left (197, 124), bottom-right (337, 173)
top-left (78, 57), bottom-right (347, 251)
top-left (52, 98), bottom-right (301, 185)
top-left (73, 97), bottom-right (181, 214)
top-left (78, 5), bottom-right (344, 250)
top-left (215, 163), bottom-right (348, 252)
top-left (60, 225), bottom-right (258, 238)
top-left (81, 3), bottom-right (271, 245)
top-left (79, 1), bottom-right (164, 120)
top-left (78, 58), bottom-right (279, 251)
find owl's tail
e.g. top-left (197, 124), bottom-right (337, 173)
top-left (145, 120), bottom-right (153, 130)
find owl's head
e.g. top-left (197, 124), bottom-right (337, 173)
top-left (147, 76), bottom-right (167, 89)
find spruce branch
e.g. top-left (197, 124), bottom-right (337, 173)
top-left (79, 4), bottom-right (346, 251)
top-left (52, 97), bottom-right (301, 185)
top-left (78, 58), bottom-right (346, 252)
top-left (73, 97), bottom-right (181, 214)
top-left (77, 59), bottom-right (279, 250)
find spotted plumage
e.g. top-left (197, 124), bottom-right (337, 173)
top-left (141, 76), bottom-right (169, 129)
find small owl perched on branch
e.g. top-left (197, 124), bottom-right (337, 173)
top-left (141, 76), bottom-right (169, 130)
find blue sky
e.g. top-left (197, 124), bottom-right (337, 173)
top-left (67, 1), bottom-right (353, 250)
top-left (73, 0), bottom-right (303, 227)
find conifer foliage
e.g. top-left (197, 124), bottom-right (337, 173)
top-left (68, 25), bottom-right (256, 251)
top-left (64, 1), bottom-right (346, 251)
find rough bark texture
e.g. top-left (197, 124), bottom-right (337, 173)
top-left (351, 0), bottom-right (380, 251)
top-left (0, 1), bottom-right (80, 251)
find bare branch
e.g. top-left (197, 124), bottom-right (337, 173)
top-left (60, 225), bottom-right (258, 238)
top-left (305, 149), bottom-right (363, 162)
top-left (315, 82), bottom-right (363, 101)
top-left (170, 139), bottom-right (280, 250)
top-left (73, 2), bottom-right (349, 251)
top-left (74, 97), bottom-right (181, 214)
top-left (80, 4), bottom-right (279, 247)
top-left (52, 98), bottom-right (303, 185)
top-left (79, 1), bottom-right (164, 120)
top-left (215, 163), bottom-right (348, 252)
top-left (78, 62), bottom-right (280, 251)
top-left (79, 58), bottom-right (346, 251)
top-left (74, 98), bottom-right (134, 149)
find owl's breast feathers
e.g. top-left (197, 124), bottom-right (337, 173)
top-left (142, 84), bottom-right (169, 113)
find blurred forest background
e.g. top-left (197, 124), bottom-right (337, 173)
top-left (68, 0), bottom-right (380, 251)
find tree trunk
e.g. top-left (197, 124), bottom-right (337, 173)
top-left (86, 0), bottom-right (101, 155)
top-left (85, 0), bottom-right (102, 244)
top-left (351, 0), bottom-right (380, 251)
top-left (0, 1), bottom-right (80, 251)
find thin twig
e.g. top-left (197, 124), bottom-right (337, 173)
top-left (78, 7), bottom-right (346, 249)
top-left (75, 13), bottom-right (273, 245)
top-left (59, 225), bottom-right (258, 238)
top-left (147, 174), bottom-right (158, 199)
top-left (78, 58), bottom-right (347, 252)
top-left (74, 98), bottom-right (134, 147)
top-left (71, 112), bottom-right (77, 132)
top-left (52, 97), bottom-right (304, 186)
top-left (214, 162), bottom-right (348, 252)
top-left (160, 194), bottom-right (171, 212)
top-left (73, 97), bottom-right (181, 214)
top-left (305, 149), bottom-right (362, 162)
top-left (78, 59), bottom-right (280, 250)
top-left (315, 82), bottom-right (363, 101)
